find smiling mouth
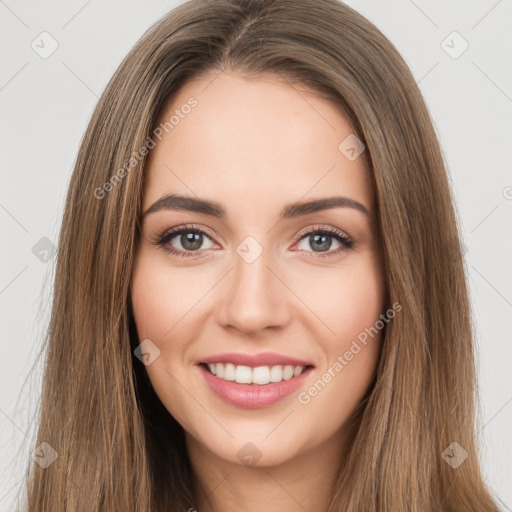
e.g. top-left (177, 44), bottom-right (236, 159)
top-left (199, 362), bottom-right (315, 386)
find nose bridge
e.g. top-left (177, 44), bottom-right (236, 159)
top-left (215, 236), bottom-right (290, 333)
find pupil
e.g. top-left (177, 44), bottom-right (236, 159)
top-left (181, 232), bottom-right (202, 251)
top-left (311, 234), bottom-right (331, 252)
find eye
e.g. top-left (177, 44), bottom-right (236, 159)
top-left (152, 224), bottom-right (354, 259)
top-left (293, 225), bottom-right (354, 258)
top-left (153, 224), bottom-right (217, 258)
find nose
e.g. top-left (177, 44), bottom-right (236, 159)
top-left (215, 245), bottom-right (292, 335)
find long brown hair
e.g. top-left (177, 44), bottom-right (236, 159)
top-left (18, 0), bottom-right (502, 510)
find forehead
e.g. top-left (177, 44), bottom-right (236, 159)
top-left (142, 71), bottom-right (372, 214)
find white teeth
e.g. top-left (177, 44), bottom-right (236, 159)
top-left (282, 365), bottom-right (294, 380)
top-left (252, 366), bottom-right (270, 385)
top-left (205, 363), bottom-right (307, 385)
top-left (224, 363), bottom-right (236, 381)
top-left (293, 366), bottom-right (303, 377)
top-left (235, 365), bottom-right (252, 384)
top-left (270, 365), bottom-right (283, 382)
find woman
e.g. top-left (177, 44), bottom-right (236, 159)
top-left (20, 0), bottom-right (502, 510)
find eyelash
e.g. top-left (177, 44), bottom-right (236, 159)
top-left (153, 223), bottom-right (354, 259)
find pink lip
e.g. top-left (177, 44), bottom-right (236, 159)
top-left (197, 364), bottom-right (314, 409)
top-left (198, 352), bottom-right (314, 368)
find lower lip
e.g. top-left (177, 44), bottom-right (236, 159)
top-left (197, 364), bottom-right (314, 409)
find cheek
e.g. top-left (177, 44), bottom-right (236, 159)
top-left (308, 252), bottom-right (386, 391)
top-left (130, 254), bottom-right (197, 340)
top-left (130, 255), bottom-right (199, 426)
top-left (333, 273), bottom-right (385, 350)
top-left (297, 264), bottom-right (385, 432)
top-left (295, 252), bottom-right (386, 348)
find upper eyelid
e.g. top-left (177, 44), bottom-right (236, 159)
top-left (158, 224), bottom-right (218, 244)
top-left (159, 224), bottom-right (351, 241)
top-left (295, 224), bottom-right (352, 241)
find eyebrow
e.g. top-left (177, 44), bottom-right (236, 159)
top-left (142, 193), bottom-right (370, 220)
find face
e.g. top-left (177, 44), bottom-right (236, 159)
top-left (130, 70), bottom-right (386, 469)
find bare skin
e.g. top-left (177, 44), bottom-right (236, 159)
top-left (130, 70), bottom-right (387, 512)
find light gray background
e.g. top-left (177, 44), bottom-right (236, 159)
top-left (1, 0), bottom-right (511, 510)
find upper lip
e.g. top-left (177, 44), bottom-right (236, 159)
top-left (198, 352), bottom-right (314, 368)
